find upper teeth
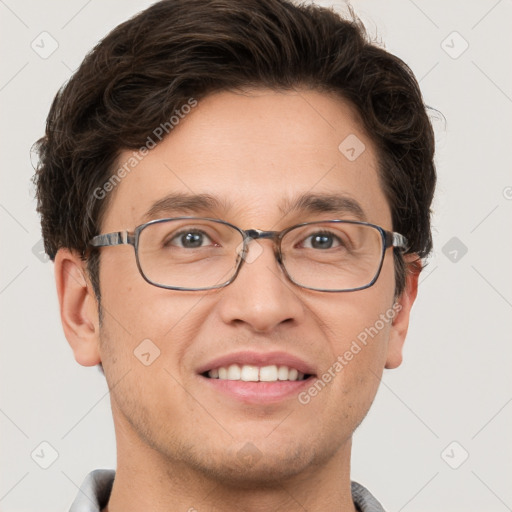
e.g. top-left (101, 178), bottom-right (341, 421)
top-left (208, 364), bottom-right (306, 382)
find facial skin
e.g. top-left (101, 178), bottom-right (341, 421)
top-left (55, 89), bottom-right (419, 512)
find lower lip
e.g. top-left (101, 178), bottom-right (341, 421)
top-left (200, 375), bottom-right (315, 404)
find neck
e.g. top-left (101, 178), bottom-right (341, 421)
top-left (103, 415), bottom-right (357, 512)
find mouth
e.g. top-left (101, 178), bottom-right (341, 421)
top-left (197, 351), bottom-right (317, 404)
top-left (202, 364), bottom-right (312, 382)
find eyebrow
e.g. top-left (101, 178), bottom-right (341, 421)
top-left (143, 193), bottom-right (229, 221)
top-left (280, 193), bottom-right (366, 221)
top-left (142, 192), bottom-right (366, 223)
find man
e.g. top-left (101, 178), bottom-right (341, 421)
top-left (33, 0), bottom-right (436, 510)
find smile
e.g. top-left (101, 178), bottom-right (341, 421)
top-left (205, 364), bottom-right (311, 382)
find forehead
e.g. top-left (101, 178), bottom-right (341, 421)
top-left (102, 89), bottom-right (391, 231)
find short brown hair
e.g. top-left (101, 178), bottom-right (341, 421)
top-left (33, 0), bottom-right (436, 298)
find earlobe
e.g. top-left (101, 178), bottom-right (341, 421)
top-left (385, 255), bottom-right (421, 369)
top-left (54, 249), bottom-right (101, 367)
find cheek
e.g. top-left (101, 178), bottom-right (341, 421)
top-left (321, 313), bottom-right (393, 430)
top-left (98, 251), bottom-right (215, 388)
top-left (316, 265), bottom-right (395, 358)
top-left (308, 267), bottom-right (396, 400)
top-left (99, 247), bottom-right (193, 338)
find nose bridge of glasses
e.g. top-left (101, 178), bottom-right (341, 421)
top-left (241, 229), bottom-right (282, 261)
top-left (244, 229), bottom-right (279, 241)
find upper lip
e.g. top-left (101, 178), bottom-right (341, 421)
top-left (197, 350), bottom-right (317, 376)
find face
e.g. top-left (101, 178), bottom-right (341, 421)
top-left (65, 89), bottom-right (415, 485)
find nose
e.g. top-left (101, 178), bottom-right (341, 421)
top-left (217, 238), bottom-right (305, 334)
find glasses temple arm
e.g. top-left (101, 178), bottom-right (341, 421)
top-left (384, 231), bottom-right (409, 251)
top-left (89, 231), bottom-right (135, 247)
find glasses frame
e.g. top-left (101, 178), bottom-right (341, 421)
top-left (89, 217), bottom-right (408, 292)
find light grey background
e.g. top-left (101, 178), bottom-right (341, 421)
top-left (1, 1), bottom-right (511, 510)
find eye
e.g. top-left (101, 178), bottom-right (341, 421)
top-left (301, 231), bottom-right (343, 250)
top-left (166, 229), bottom-right (215, 249)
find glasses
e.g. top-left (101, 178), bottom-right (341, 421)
top-left (89, 217), bottom-right (408, 292)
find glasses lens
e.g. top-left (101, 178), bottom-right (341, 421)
top-left (281, 222), bottom-right (384, 291)
top-left (137, 219), bottom-right (244, 289)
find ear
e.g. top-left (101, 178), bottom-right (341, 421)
top-left (385, 254), bottom-right (421, 369)
top-left (54, 248), bottom-right (101, 366)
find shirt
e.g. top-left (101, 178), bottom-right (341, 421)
top-left (69, 469), bottom-right (386, 512)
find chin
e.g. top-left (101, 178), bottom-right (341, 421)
top-left (172, 438), bottom-right (325, 488)
top-left (198, 456), bottom-right (312, 488)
